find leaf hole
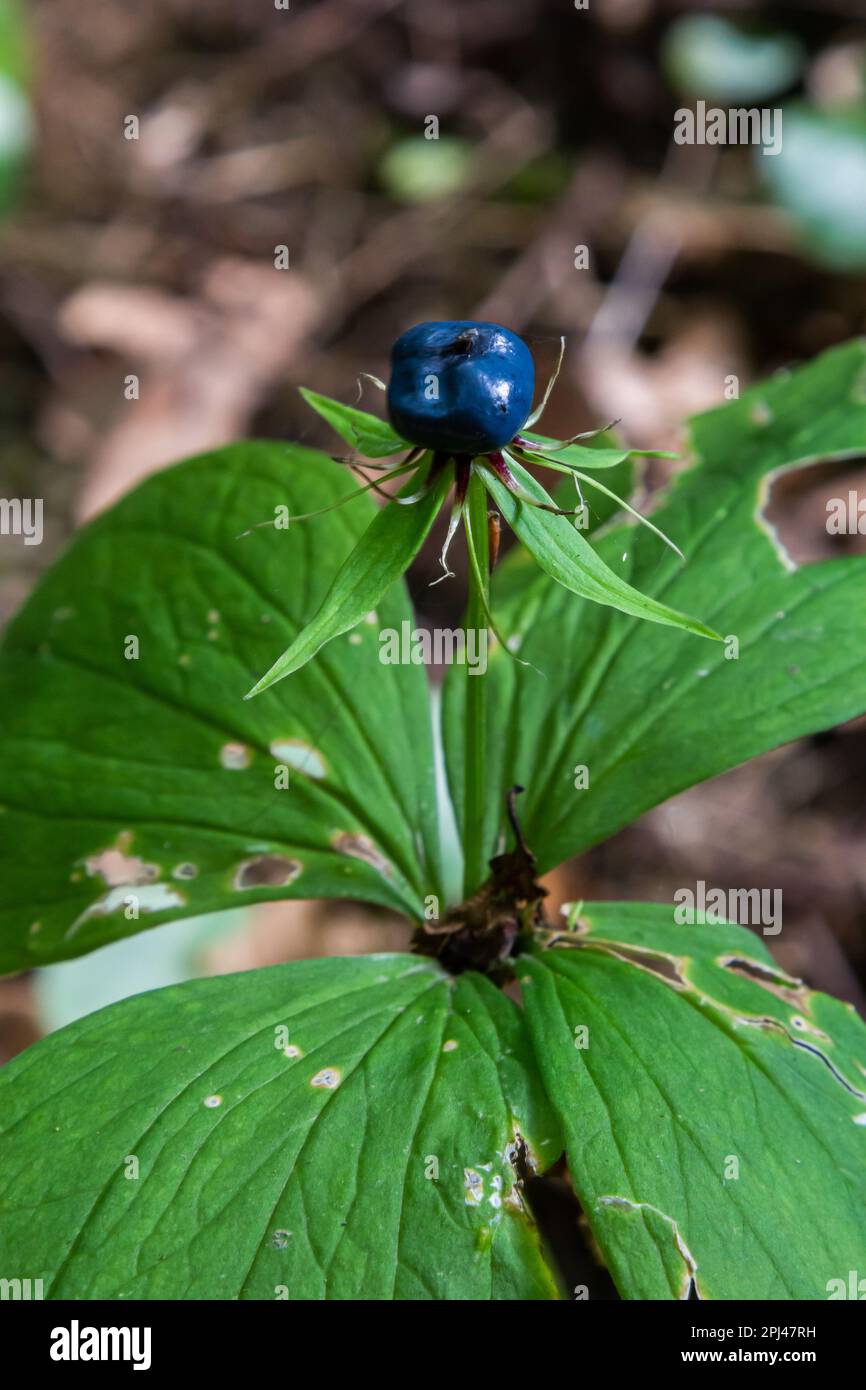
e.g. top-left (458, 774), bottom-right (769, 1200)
top-left (233, 855), bottom-right (302, 890)
top-left (718, 954), bottom-right (810, 1011)
top-left (760, 456), bottom-right (866, 566)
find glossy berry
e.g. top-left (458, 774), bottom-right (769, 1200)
top-left (387, 320), bottom-right (535, 456)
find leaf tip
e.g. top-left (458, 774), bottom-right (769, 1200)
top-left (243, 674), bottom-right (272, 700)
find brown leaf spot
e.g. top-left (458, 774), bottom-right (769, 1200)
top-left (332, 833), bottom-right (392, 877)
top-left (233, 855), bottom-right (302, 890)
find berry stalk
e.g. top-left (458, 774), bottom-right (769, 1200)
top-left (463, 468), bottom-right (491, 898)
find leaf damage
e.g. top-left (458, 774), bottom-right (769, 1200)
top-left (83, 832), bottom-right (160, 888)
top-left (717, 953), bottom-right (813, 1012)
top-left (233, 854), bottom-right (302, 889)
top-left (332, 832), bottom-right (392, 878)
top-left (540, 907), bottom-right (866, 1107)
top-left (596, 1195), bottom-right (702, 1300)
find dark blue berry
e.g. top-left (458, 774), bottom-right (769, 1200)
top-left (386, 321), bottom-right (535, 456)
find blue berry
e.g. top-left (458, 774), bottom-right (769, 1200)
top-left (387, 321), bottom-right (535, 456)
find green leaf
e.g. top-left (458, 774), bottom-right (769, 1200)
top-left (0, 953), bottom-right (562, 1299)
top-left (444, 340), bottom-right (866, 877)
top-left (0, 442), bottom-right (444, 972)
top-left (0, 1), bottom-right (31, 217)
top-left (518, 901), bottom-right (866, 1299)
top-left (469, 454), bottom-right (638, 652)
top-left (0, 70), bottom-right (30, 215)
top-left (299, 387), bottom-right (410, 458)
top-left (481, 455), bottom-right (719, 639)
top-left (759, 105), bottom-right (866, 272)
top-left (552, 453), bottom-right (638, 533)
top-left (379, 134), bottom-right (473, 204)
top-left (522, 433), bottom-right (636, 470)
top-left (0, 0), bottom-right (30, 85)
top-left (246, 462), bottom-right (452, 697)
top-left (663, 15), bottom-right (804, 103)
top-left (500, 151), bottom-right (570, 205)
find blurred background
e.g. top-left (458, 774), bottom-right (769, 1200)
top-left (0, 0), bottom-right (865, 1176)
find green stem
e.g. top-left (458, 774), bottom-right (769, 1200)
top-left (463, 469), bottom-right (490, 898)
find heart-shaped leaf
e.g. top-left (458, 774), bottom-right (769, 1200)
top-left (0, 442), bottom-right (444, 971)
top-left (518, 901), bottom-right (866, 1299)
top-left (0, 954), bottom-right (562, 1299)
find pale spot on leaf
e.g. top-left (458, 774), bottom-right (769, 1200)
top-left (269, 739), bottom-right (327, 779)
top-left (220, 742), bottom-right (251, 771)
top-left (464, 1169), bottom-right (484, 1205)
top-left (310, 1068), bottom-right (341, 1090)
top-left (332, 832), bottom-right (392, 877)
top-left (84, 836), bottom-right (160, 888)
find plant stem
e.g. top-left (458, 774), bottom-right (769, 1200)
top-left (463, 468), bottom-right (490, 898)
